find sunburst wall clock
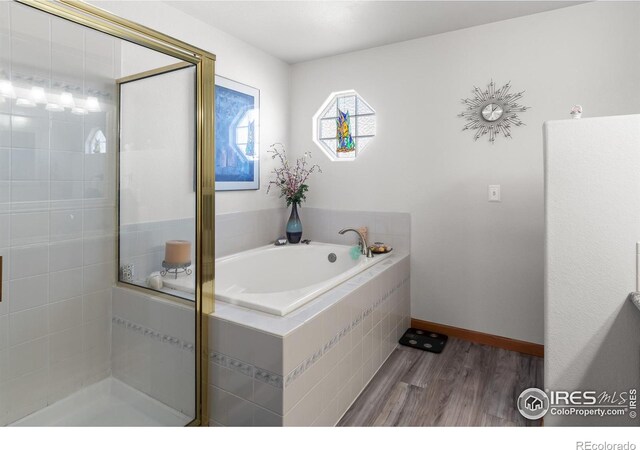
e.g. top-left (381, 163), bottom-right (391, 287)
top-left (458, 80), bottom-right (529, 143)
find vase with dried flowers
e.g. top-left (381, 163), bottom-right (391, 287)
top-left (267, 143), bottom-right (322, 243)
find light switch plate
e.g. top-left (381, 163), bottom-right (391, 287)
top-left (488, 185), bottom-right (501, 202)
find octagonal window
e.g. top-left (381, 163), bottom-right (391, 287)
top-left (312, 90), bottom-right (376, 161)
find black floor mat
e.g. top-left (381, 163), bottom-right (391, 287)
top-left (399, 328), bottom-right (448, 353)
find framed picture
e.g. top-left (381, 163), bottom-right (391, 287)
top-left (215, 75), bottom-right (260, 191)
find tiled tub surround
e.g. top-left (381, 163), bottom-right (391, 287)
top-left (214, 207), bottom-right (410, 259)
top-left (208, 253), bottom-right (410, 426)
top-left (0, 3), bottom-right (118, 425)
top-left (110, 286), bottom-right (196, 419)
top-left (215, 208), bottom-right (286, 258)
top-left (297, 208), bottom-right (411, 255)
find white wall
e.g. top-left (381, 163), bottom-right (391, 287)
top-left (94, 0), bottom-right (291, 215)
top-left (289, 2), bottom-right (640, 344)
top-left (545, 115), bottom-right (640, 426)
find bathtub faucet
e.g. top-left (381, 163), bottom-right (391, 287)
top-left (338, 228), bottom-right (373, 258)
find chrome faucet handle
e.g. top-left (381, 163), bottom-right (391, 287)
top-left (338, 227), bottom-right (373, 257)
top-left (359, 240), bottom-right (372, 258)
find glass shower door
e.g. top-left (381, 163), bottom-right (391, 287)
top-left (0, 0), bottom-right (203, 426)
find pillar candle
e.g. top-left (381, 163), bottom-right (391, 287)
top-left (165, 240), bottom-right (191, 265)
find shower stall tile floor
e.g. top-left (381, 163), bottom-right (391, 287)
top-left (10, 377), bottom-right (190, 427)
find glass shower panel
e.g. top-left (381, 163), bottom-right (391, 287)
top-left (118, 65), bottom-right (196, 302)
top-left (0, 1), bottom-right (197, 426)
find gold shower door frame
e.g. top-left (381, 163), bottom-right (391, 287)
top-left (14, 0), bottom-right (216, 427)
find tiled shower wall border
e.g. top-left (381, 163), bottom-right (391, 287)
top-left (112, 315), bottom-right (194, 353)
top-left (209, 350), bottom-right (283, 388)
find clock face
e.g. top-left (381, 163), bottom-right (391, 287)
top-left (482, 103), bottom-right (503, 122)
top-left (459, 81), bottom-right (528, 143)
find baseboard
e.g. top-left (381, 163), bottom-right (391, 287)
top-left (410, 318), bottom-right (544, 357)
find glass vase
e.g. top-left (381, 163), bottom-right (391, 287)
top-left (286, 203), bottom-right (302, 244)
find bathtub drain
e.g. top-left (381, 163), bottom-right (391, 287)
top-left (328, 253), bottom-right (337, 263)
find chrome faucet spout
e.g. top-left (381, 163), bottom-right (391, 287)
top-left (338, 228), bottom-right (373, 258)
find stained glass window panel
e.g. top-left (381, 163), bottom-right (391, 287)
top-left (337, 95), bottom-right (356, 116)
top-left (320, 118), bottom-right (335, 139)
top-left (320, 99), bottom-right (337, 119)
top-left (356, 97), bottom-right (374, 115)
top-left (354, 136), bottom-right (373, 153)
top-left (313, 90), bottom-right (375, 161)
top-left (355, 115), bottom-right (376, 137)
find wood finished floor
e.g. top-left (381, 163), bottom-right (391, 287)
top-left (338, 337), bottom-right (544, 427)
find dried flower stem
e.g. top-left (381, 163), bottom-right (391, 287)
top-left (266, 143), bottom-right (322, 206)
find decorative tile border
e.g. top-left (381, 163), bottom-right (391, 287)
top-left (208, 350), bottom-right (284, 389)
top-left (206, 267), bottom-right (408, 392)
top-left (114, 271), bottom-right (408, 396)
top-left (112, 315), bottom-right (195, 352)
top-left (284, 275), bottom-right (410, 387)
top-left (255, 368), bottom-right (284, 388)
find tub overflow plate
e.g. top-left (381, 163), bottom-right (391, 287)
top-left (328, 253), bottom-right (337, 263)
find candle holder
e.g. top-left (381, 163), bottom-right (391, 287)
top-left (160, 260), bottom-right (192, 279)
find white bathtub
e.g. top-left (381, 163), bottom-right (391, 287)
top-left (215, 242), bottom-right (391, 316)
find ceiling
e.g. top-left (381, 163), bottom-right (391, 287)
top-left (169, 1), bottom-right (583, 64)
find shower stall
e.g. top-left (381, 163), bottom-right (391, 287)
top-left (0, 0), bottom-right (215, 426)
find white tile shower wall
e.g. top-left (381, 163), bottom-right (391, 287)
top-left (0, 3), bottom-right (118, 425)
top-left (299, 207), bottom-right (411, 254)
top-left (111, 286), bottom-right (196, 417)
top-left (207, 255), bottom-right (410, 426)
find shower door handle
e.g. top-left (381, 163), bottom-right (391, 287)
top-left (0, 255), bottom-right (3, 302)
